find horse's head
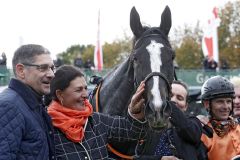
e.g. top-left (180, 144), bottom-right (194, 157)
top-left (130, 6), bottom-right (175, 131)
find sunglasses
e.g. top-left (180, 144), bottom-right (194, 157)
top-left (22, 63), bottom-right (56, 72)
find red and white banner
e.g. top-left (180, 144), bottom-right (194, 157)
top-left (94, 10), bottom-right (103, 71)
top-left (202, 7), bottom-right (220, 63)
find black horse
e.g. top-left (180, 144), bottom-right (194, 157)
top-left (91, 6), bottom-right (175, 159)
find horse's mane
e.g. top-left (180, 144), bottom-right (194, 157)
top-left (103, 58), bottom-right (129, 80)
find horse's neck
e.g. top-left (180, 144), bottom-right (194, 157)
top-left (99, 59), bottom-right (135, 116)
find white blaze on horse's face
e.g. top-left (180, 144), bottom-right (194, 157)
top-left (146, 40), bottom-right (164, 111)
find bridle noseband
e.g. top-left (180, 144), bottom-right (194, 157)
top-left (134, 72), bottom-right (172, 101)
top-left (144, 72), bottom-right (171, 95)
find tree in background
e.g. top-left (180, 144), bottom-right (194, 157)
top-left (102, 34), bottom-right (131, 68)
top-left (172, 0), bottom-right (240, 69)
top-left (56, 0), bottom-right (240, 69)
top-left (218, 0), bottom-right (240, 68)
top-left (81, 44), bottom-right (95, 65)
top-left (58, 45), bottom-right (87, 65)
top-left (56, 33), bottom-right (131, 68)
top-left (171, 23), bottom-right (203, 69)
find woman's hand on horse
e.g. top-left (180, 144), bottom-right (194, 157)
top-left (128, 81), bottom-right (145, 120)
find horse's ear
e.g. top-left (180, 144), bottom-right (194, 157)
top-left (159, 5), bottom-right (172, 36)
top-left (130, 6), bottom-right (144, 38)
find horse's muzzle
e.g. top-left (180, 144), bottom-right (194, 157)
top-left (144, 101), bottom-right (171, 131)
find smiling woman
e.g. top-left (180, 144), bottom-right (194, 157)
top-left (47, 65), bottom-right (148, 160)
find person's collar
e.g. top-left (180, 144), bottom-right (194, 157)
top-left (28, 85), bottom-right (43, 103)
top-left (9, 78), bottom-right (43, 110)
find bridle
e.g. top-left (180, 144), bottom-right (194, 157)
top-left (145, 72), bottom-right (171, 100)
top-left (132, 30), bottom-right (174, 101)
top-left (133, 28), bottom-right (169, 48)
top-left (134, 71), bottom-right (172, 101)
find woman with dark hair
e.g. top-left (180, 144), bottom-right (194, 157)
top-left (48, 65), bottom-right (147, 160)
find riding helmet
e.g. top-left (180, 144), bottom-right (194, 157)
top-left (201, 76), bottom-right (234, 100)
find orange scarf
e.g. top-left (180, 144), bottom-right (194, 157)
top-left (48, 99), bottom-right (93, 142)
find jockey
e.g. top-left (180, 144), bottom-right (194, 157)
top-left (201, 76), bottom-right (240, 159)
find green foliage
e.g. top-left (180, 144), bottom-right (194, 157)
top-left (172, 0), bottom-right (240, 69)
top-left (56, 34), bottom-right (132, 68)
top-left (218, 0), bottom-right (240, 68)
top-left (57, 0), bottom-right (240, 69)
top-left (175, 37), bottom-right (203, 69)
top-left (57, 44), bottom-right (86, 65)
top-left (81, 44), bottom-right (95, 63)
top-left (103, 35), bottom-right (132, 68)
top-left (171, 23), bottom-right (203, 69)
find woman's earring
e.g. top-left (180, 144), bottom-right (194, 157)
top-left (60, 99), bottom-right (64, 106)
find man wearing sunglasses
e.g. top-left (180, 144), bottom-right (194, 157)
top-left (0, 44), bottom-right (55, 160)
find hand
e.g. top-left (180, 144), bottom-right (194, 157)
top-left (161, 156), bottom-right (182, 160)
top-left (128, 81), bottom-right (145, 120)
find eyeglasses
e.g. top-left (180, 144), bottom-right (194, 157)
top-left (22, 63), bottom-right (56, 72)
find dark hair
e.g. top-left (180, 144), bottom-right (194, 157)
top-left (12, 44), bottom-right (50, 76)
top-left (172, 80), bottom-right (189, 101)
top-left (50, 65), bottom-right (84, 101)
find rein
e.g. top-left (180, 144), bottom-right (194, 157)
top-left (95, 82), bottom-right (102, 112)
top-left (94, 82), bottom-right (134, 160)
